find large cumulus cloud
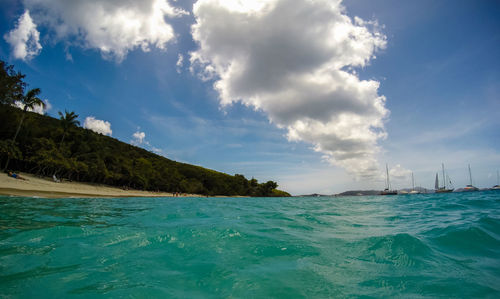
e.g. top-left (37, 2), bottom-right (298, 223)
top-left (8, 0), bottom-right (187, 61)
top-left (190, 0), bottom-right (388, 179)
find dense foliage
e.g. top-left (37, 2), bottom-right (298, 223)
top-left (0, 60), bottom-right (290, 197)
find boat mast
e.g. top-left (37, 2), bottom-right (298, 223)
top-left (386, 163), bottom-right (391, 190)
top-left (412, 172), bottom-right (415, 191)
top-left (442, 163), bottom-right (446, 189)
top-left (468, 164), bottom-right (473, 186)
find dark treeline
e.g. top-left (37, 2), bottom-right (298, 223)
top-left (0, 60), bottom-right (290, 197)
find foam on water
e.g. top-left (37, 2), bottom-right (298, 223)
top-left (1, 191), bottom-right (500, 297)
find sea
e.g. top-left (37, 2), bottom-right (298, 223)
top-left (1, 191), bottom-right (499, 298)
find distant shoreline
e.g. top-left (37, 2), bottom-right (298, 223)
top-left (0, 172), bottom-right (203, 198)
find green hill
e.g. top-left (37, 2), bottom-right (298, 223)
top-left (0, 60), bottom-right (290, 197)
top-left (0, 104), bottom-right (290, 197)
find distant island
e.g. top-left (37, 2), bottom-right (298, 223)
top-left (300, 186), bottom-right (435, 197)
top-left (0, 60), bottom-right (290, 197)
top-left (337, 190), bottom-right (382, 196)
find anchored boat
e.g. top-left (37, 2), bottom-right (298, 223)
top-left (381, 164), bottom-right (398, 195)
top-left (435, 163), bottom-right (454, 193)
top-left (409, 172), bottom-right (421, 194)
top-left (463, 164), bottom-right (479, 191)
top-left (491, 170), bottom-right (500, 190)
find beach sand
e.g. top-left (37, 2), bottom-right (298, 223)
top-left (0, 172), bottom-right (201, 198)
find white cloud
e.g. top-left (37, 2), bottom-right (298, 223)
top-left (151, 146), bottom-right (163, 154)
top-left (83, 116), bottom-right (112, 135)
top-left (389, 164), bottom-right (411, 180)
top-left (20, 0), bottom-right (188, 61)
top-left (176, 53), bottom-right (184, 73)
top-left (4, 10), bottom-right (42, 60)
top-left (13, 99), bottom-right (51, 115)
top-left (190, 0), bottom-right (388, 179)
top-left (132, 131), bottom-right (146, 145)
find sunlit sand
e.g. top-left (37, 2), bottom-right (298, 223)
top-left (0, 172), bottom-right (201, 198)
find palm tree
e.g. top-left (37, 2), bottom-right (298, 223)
top-left (58, 110), bottom-right (80, 148)
top-left (3, 88), bottom-right (45, 171)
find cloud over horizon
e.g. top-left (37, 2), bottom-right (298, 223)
top-left (190, 0), bottom-right (388, 179)
top-left (9, 0), bottom-right (187, 61)
top-left (83, 116), bottom-right (112, 136)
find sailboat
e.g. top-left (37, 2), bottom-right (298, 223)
top-left (435, 163), bottom-right (454, 193)
top-left (381, 164), bottom-right (398, 195)
top-left (492, 170), bottom-right (500, 190)
top-left (409, 172), bottom-right (420, 194)
top-left (463, 164), bottom-right (479, 191)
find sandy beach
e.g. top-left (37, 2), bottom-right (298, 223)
top-left (0, 172), bottom-right (202, 198)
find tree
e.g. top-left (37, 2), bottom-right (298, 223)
top-left (0, 140), bottom-right (22, 168)
top-left (3, 88), bottom-right (44, 170)
top-left (11, 88), bottom-right (44, 143)
top-left (58, 110), bottom-right (79, 147)
top-left (0, 60), bottom-right (26, 105)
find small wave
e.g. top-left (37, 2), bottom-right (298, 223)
top-left (429, 225), bottom-right (500, 255)
top-left (478, 216), bottom-right (500, 235)
top-left (440, 203), bottom-right (468, 210)
top-left (296, 213), bottom-right (329, 226)
top-left (103, 232), bottom-right (148, 248)
top-left (464, 199), bottom-right (493, 208)
top-left (384, 215), bottom-right (402, 222)
top-left (358, 233), bottom-right (433, 268)
top-left (1, 264), bottom-right (80, 283)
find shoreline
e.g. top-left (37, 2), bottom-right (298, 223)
top-left (0, 172), bottom-right (203, 198)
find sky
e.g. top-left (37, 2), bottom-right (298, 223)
top-left (0, 0), bottom-right (499, 195)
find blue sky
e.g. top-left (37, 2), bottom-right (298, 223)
top-left (1, 0), bottom-right (499, 195)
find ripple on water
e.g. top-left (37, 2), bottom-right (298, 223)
top-left (356, 233), bottom-right (434, 268)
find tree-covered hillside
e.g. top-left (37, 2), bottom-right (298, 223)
top-left (0, 60), bottom-right (290, 197)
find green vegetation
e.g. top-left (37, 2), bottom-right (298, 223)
top-left (3, 87), bottom-right (45, 171)
top-left (0, 60), bottom-right (290, 197)
top-left (0, 60), bottom-right (26, 105)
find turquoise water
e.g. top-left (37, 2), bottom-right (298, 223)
top-left (1, 192), bottom-right (499, 298)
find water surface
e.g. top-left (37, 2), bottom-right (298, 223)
top-left (1, 192), bottom-right (499, 297)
